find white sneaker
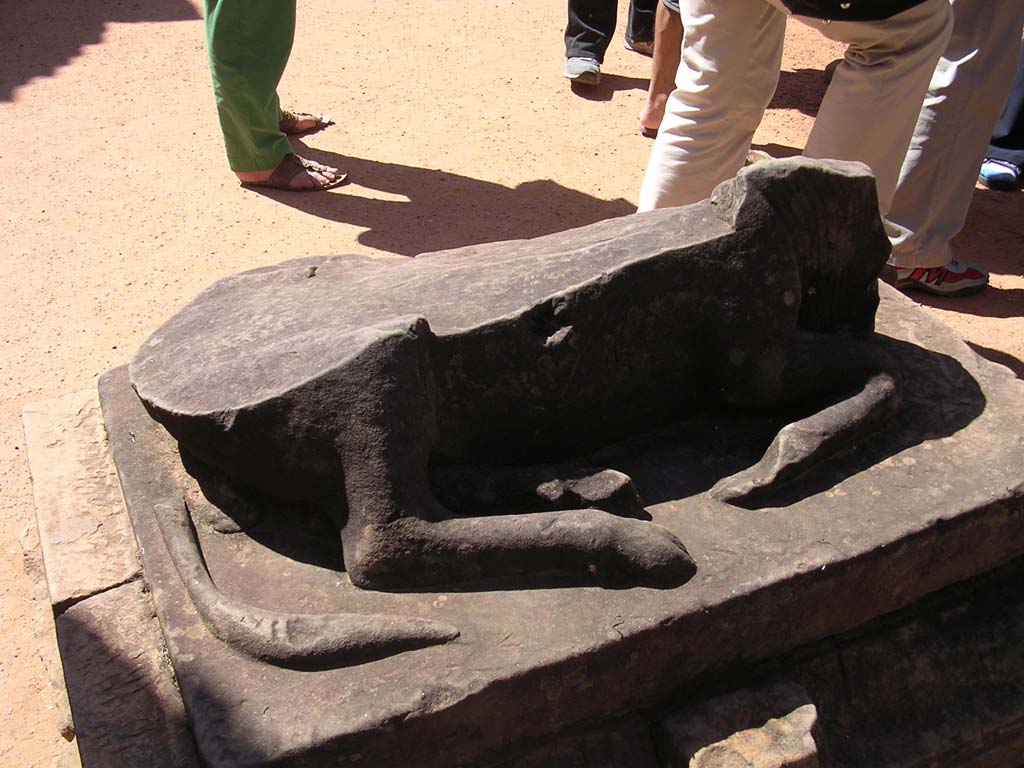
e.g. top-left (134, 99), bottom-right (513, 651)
top-left (564, 57), bottom-right (601, 86)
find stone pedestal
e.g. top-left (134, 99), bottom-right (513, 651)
top-left (22, 391), bottom-right (198, 768)
top-left (80, 284), bottom-right (1024, 768)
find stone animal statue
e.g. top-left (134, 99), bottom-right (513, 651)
top-left (130, 158), bottom-right (899, 667)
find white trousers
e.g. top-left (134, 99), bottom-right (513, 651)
top-left (637, 0), bottom-right (953, 214)
top-left (886, 0), bottom-right (1024, 268)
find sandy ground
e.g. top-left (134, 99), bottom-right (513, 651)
top-left (1, 1), bottom-right (1021, 764)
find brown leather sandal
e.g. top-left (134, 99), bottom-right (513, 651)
top-left (240, 154), bottom-right (348, 192)
top-left (279, 110), bottom-right (333, 135)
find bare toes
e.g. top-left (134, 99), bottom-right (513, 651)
top-left (306, 171), bottom-right (330, 188)
top-left (306, 161), bottom-right (338, 179)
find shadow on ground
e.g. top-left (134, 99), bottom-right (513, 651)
top-left (769, 68), bottom-right (830, 116)
top-left (0, 0), bottom-right (198, 102)
top-left (566, 67), bottom-right (827, 110)
top-left (900, 185), bottom-right (1023, 375)
top-left (967, 342), bottom-right (1024, 380)
top-left (751, 142), bottom-right (803, 159)
top-left (570, 73), bottom-right (649, 103)
top-left (245, 143), bottom-right (637, 256)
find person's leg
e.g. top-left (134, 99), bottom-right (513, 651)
top-left (205, 0), bottom-right (340, 188)
top-left (206, 0), bottom-right (295, 172)
top-left (639, 0), bottom-right (683, 136)
top-left (987, 43), bottom-right (1024, 167)
top-left (886, 0), bottom-right (1024, 280)
top-left (981, 45), bottom-right (1024, 189)
top-left (637, 0), bottom-right (787, 211)
top-left (800, 0), bottom-right (953, 215)
top-left (565, 0), bottom-right (617, 63)
top-left (626, 0), bottom-right (658, 50)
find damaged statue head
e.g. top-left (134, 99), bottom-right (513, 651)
top-left (128, 157), bottom-right (899, 668)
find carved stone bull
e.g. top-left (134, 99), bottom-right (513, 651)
top-left (130, 158), bottom-right (898, 666)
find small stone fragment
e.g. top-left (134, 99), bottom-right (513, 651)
top-left (656, 681), bottom-right (824, 768)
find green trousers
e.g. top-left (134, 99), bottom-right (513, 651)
top-left (205, 0), bottom-right (296, 172)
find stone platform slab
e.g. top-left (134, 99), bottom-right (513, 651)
top-left (22, 390), bottom-right (199, 768)
top-left (97, 285), bottom-right (1024, 768)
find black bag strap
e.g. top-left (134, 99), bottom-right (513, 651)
top-left (781, 0), bottom-right (931, 21)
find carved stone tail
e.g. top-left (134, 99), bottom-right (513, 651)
top-left (153, 498), bottom-right (459, 669)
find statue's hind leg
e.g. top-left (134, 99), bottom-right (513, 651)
top-left (712, 332), bottom-right (901, 507)
top-left (335, 319), bottom-right (696, 590)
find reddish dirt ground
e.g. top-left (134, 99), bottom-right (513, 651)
top-left (0, 2), bottom-right (1020, 764)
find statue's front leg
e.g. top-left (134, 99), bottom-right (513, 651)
top-left (336, 321), bottom-right (696, 590)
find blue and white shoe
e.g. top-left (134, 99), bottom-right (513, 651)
top-left (978, 158), bottom-right (1021, 191)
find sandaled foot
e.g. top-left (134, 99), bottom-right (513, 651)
top-left (237, 154), bottom-right (348, 192)
top-left (279, 110), bottom-right (333, 135)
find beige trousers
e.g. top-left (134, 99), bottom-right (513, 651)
top-left (887, 0), bottom-right (1024, 268)
top-left (637, 0), bottom-right (953, 213)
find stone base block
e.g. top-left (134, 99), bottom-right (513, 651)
top-left (26, 284), bottom-right (1024, 768)
top-left (97, 285), bottom-right (1024, 767)
top-left (22, 390), bottom-right (199, 768)
top-left (656, 682), bottom-right (822, 768)
top-left (56, 580), bottom-right (197, 768)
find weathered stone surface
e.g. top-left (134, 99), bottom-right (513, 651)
top-left (655, 681), bottom-right (822, 768)
top-left (785, 559), bottom-right (1024, 768)
top-left (55, 579), bottom-right (198, 768)
top-left (23, 391), bottom-right (199, 767)
top-left (100, 277), bottom-right (1024, 768)
top-left (19, 522), bottom-right (77, 745)
top-left (22, 389), bottom-right (140, 609)
top-left (507, 715), bottom-right (660, 768)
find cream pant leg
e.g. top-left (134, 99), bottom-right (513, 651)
top-left (637, 0), bottom-right (788, 211)
top-left (638, 0), bottom-right (952, 213)
top-left (886, 0), bottom-right (1024, 268)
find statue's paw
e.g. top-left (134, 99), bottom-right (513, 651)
top-left (709, 471), bottom-right (757, 505)
top-left (560, 468), bottom-right (647, 519)
top-left (603, 519), bottom-right (696, 587)
top-left (710, 466), bottom-right (776, 509)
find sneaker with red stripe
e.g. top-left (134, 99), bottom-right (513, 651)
top-left (893, 257), bottom-right (988, 297)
